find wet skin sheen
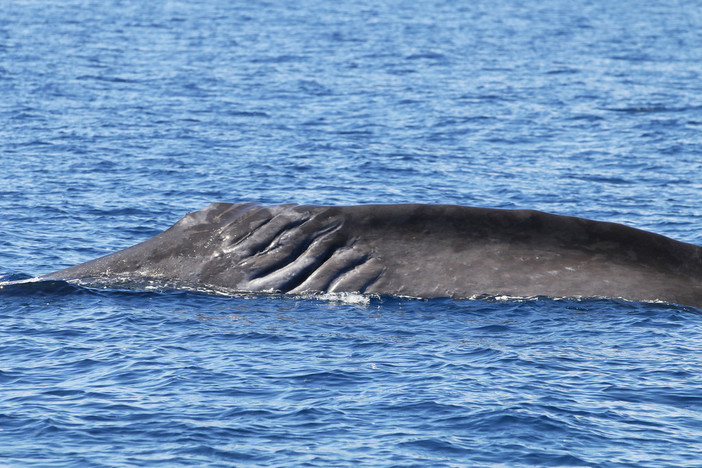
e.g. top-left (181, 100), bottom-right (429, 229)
top-left (42, 203), bottom-right (702, 308)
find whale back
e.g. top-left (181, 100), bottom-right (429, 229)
top-left (43, 202), bottom-right (702, 307)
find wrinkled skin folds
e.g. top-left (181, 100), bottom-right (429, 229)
top-left (42, 202), bottom-right (702, 308)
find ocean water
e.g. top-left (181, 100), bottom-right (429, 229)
top-left (2, 0), bottom-right (702, 466)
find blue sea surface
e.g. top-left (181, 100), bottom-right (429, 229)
top-left (2, 0), bottom-right (702, 466)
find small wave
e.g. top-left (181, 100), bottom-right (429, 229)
top-left (2, 275), bottom-right (695, 315)
top-left (603, 105), bottom-right (680, 114)
top-left (0, 275), bottom-right (197, 299)
top-left (0, 276), bottom-right (87, 296)
top-left (404, 51), bottom-right (448, 62)
top-left (66, 278), bottom-right (377, 305)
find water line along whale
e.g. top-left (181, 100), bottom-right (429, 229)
top-left (41, 203), bottom-right (702, 307)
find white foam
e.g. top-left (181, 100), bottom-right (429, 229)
top-left (299, 291), bottom-right (372, 306)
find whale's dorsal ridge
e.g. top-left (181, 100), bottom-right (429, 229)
top-left (41, 202), bottom-right (702, 308)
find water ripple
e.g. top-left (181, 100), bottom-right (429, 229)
top-left (3, 0), bottom-right (702, 465)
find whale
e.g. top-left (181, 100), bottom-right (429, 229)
top-left (40, 202), bottom-right (702, 308)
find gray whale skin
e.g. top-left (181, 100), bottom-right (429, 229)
top-left (42, 202), bottom-right (702, 308)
